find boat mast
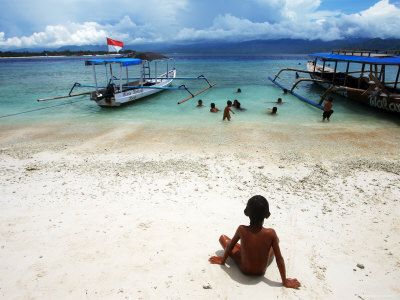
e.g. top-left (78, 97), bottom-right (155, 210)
top-left (155, 61), bottom-right (157, 83)
top-left (92, 65), bottom-right (99, 94)
top-left (119, 63), bottom-right (123, 92)
top-left (358, 63), bottom-right (365, 89)
top-left (344, 61), bottom-right (350, 86)
top-left (380, 65), bottom-right (385, 84)
top-left (395, 66), bottom-right (400, 89)
top-left (105, 64), bottom-right (108, 84)
top-left (140, 62), bottom-right (143, 87)
top-left (110, 64), bottom-right (114, 84)
top-left (332, 61), bottom-right (338, 83)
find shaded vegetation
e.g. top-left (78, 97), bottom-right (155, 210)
top-left (0, 49), bottom-right (135, 58)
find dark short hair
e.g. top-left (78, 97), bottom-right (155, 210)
top-left (227, 100), bottom-right (232, 105)
top-left (211, 103), bottom-right (215, 108)
top-left (246, 195), bottom-right (269, 225)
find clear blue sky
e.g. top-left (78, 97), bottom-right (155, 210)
top-left (319, 0), bottom-right (381, 13)
top-left (0, 0), bottom-right (399, 49)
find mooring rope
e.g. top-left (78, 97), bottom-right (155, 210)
top-left (0, 98), bottom-right (87, 119)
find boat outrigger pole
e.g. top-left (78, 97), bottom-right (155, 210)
top-left (177, 75), bottom-right (216, 104)
top-left (37, 82), bottom-right (92, 102)
top-left (268, 75), bottom-right (324, 110)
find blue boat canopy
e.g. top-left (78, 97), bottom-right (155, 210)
top-left (310, 53), bottom-right (400, 65)
top-left (85, 58), bottom-right (142, 67)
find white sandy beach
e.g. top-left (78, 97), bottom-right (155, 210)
top-left (0, 121), bottom-right (399, 299)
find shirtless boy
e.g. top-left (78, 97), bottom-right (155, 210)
top-left (209, 195), bottom-right (300, 289)
top-left (223, 100), bottom-right (235, 121)
top-left (210, 103), bottom-right (220, 113)
top-left (322, 97), bottom-right (334, 121)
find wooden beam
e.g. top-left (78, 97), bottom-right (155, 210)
top-left (38, 91), bottom-right (91, 102)
top-left (177, 83), bottom-right (216, 104)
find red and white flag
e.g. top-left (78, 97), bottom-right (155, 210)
top-left (107, 37), bottom-right (124, 53)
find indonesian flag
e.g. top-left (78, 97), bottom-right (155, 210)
top-left (107, 37), bottom-right (124, 53)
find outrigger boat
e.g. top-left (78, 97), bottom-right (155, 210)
top-left (269, 49), bottom-right (400, 115)
top-left (38, 52), bottom-right (215, 107)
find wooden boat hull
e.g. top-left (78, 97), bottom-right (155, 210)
top-left (307, 62), bottom-right (400, 114)
top-left (93, 69), bottom-right (176, 107)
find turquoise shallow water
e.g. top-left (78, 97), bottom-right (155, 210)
top-left (0, 54), bottom-right (398, 129)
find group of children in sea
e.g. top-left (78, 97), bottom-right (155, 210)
top-left (196, 87), bottom-right (334, 122)
top-left (196, 88), bottom-right (283, 121)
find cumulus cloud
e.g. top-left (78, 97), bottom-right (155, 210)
top-left (0, 0), bottom-right (399, 49)
top-left (0, 22), bottom-right (107, 48)
top-left (175, 0), bottom-right (400, 42)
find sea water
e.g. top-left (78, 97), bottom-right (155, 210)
top-left (0, 54), bottom-right (398, 130)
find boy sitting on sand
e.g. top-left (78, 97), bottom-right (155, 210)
top-left (223, 100), bottom-right (235, 121)
top-left (209, 195), bottom-right (300, 289)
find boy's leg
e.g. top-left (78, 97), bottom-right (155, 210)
top-left (219, 235), bottom-right (241, 266)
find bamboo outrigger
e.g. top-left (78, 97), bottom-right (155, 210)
top-left (269, 49), bottom-right (400, 115)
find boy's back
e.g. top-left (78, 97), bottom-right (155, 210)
top-left (238, 225), bottom-right (277, 275)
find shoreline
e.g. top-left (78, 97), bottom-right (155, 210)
top-left (0, 121), bottom-right (399, 298)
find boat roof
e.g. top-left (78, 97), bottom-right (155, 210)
top-left (310, 53), bottom-right (400, 65)
top-left (85, 58), bottom-right (142, 67)
top-left (131, 52), bottom-right (170, 61)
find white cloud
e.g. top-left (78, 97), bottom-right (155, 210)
top-left (0, 0), bottom-right (399, 49)
top-left (0, 22), bottom-right (107, 48)
top-left (175, 0), bottom-right (400, 42)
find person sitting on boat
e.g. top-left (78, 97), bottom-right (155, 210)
top-left (210, 103), bottom-right (220, 113)
top-left (197, 99), bottom-right (204, 107)
top-left (322, 97), bottom-right (334, 122)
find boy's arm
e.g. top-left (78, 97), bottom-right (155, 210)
top-left (272, 231), bottom-right (301, 289)
top-left (229, 108), bottom-right (235, 114)
top-left (209, 227), bottom-right (241, 265)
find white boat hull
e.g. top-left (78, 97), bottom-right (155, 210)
top-left (95, 69), bottom-right (176, 107)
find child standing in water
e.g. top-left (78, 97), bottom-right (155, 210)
top-left (223, 100), bottom-right (235, 121)
top-left (209, 195), bottom-right (300, 289)
top-left (322, 97), bottom-right (334, 121)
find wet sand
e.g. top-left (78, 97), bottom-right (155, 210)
top-left (0, 121), bottom-right (399, 299)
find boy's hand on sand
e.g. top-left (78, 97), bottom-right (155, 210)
top-left (283, 278), bottom-right (301, 289)
top-left (208, 256), bottom-right (225, 265)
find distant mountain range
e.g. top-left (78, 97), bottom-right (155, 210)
top-left (6, 38), bottom-right (400, 54)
